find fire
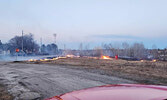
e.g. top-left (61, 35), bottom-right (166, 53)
top-left (152, 59), bottom-right (157, 62)
top-left (40, 58), bottom-right (52, 61)
top-left (44, 59), bottom-right (49, 61)
top-left (140, 60), bottom-right (144, 62)
top-left (52, 58), bottom-right (59, 60)
top-left (28, 59), bottom-right (33, 62)
top-left (66, 55), bottom-right (75, 58)
top-left (28, 59), bottom-right (37, 62)
top-left (58, 56), bottom-right (67, 59)
top-left (101, 56), bottom-right (111, 60)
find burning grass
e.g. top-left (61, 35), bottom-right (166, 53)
top-left (25, 57), bottom-right (167, 85)
top-left (101, 56), bottom-right (111, 60)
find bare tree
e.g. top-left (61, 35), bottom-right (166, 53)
top-left (84, 44), bottom-right (90, 56)
top-left (113, 43), bottom-right (121, 56)
top-left (122, 42), bottom-right (130, 56)
top-left (152, 44), bottom-right (158, 59)
top-left (79, 43), bottom-right (83, 56)
top-left (93, 47), bottom-right (103, 57)
top-left (102, 43), bottom-right (114, 56)
top-left (131, 43), bottom-right (146, 59)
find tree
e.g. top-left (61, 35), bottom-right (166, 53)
top-left (79, 43), bottom-right (83, 56)
top-left (152, 44), bottom-right (158, 59)
top-left (122, 42), bottom-right (130, 56)
top-left (0, 40), bottom-right (3, 50)
top-left (131, 43), bottom-right (146, 59)
top-left (84, 44), bottom-right (90, 56)
top-left (46, 43), bottom-right (58, 54)
top-left (41, 43), bottom-right (58, 55)
top-left (113, 43), bottom-right (121, 56)
top-left (9, 33), bottom-right (39, 54)
top-left (41, 44), bottom-right (47, 53)
top-left (93, 47), bottom-right (103, 57)
top-left (0, 40), bottom-right (2, 45)
top-left (102, 43), bottom-right (114, 56)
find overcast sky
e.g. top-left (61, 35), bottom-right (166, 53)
top-left (0, 0), bottom-right (167, 49)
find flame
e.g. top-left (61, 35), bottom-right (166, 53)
top-left (152, 59), bottom-right (157, 62)
top-left (40, 59), bottom-right (44, 61)
top-left (101, 56), bottom-right (111, 60)
top-left (66, 55), bottom-right (75, 58)
top-left (58, 57), bottom-right (67, 59)
top-left (28, 59), bottom-right (33, 62)
top-left (52, 58), bottom-right (58, 60)
top-left (28, 55), bottom-right (77, 62)
top-left (140, 60), bottom-right (144, 62)
top-left (44, 59), bottom-right (49, 61)
top-left (28, 59), bottom-right (37, 62)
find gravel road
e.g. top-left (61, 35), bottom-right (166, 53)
top-left (0, 61), bottom-right (135, 100)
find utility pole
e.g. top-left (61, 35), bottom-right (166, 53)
top-left (40, 38), bottom-right (42, 53)
top-left (22, 30), bottom-right (24, 56)
top-left (64, 44), bottom-right (66, 56)
top-left (64, 44), bottom-right (66, 50)
top-left (53, 33), bottom-right (57, 44)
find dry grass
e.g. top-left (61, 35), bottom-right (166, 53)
top-left (26, 57), bottom-right (167, 85)
top-left (0, 84), bottom-right (13, 100)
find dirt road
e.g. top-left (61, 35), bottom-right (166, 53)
top-left (0, 61), bottom-right (135, 100)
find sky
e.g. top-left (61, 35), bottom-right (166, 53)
top-left (0, 0), bottom-right (167, 49)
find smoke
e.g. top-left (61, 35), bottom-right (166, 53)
top-left (0, 55), bottom-right (52, 61)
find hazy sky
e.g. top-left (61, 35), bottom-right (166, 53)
top-left (0, 0), bottom-right (167, 49)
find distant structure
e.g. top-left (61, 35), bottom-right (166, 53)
top-left (53, 33), bottom-right (57, 44)
top-left (158, 49), bottom-right (167, 61)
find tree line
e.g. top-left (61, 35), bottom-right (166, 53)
top-left (75, 42), bottom-right (159, 60)
top-left (0, 33), bottom-right (58, 55)
top-left (102, 42), bottom-right (146, 59)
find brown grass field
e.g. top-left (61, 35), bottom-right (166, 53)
top-left (26, 57), bottom-right (167, 85)
top-left (0, 84), bottom-right (13, 100)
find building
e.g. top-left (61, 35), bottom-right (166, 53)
top-left (157, 49), bottom-right (167, 61)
